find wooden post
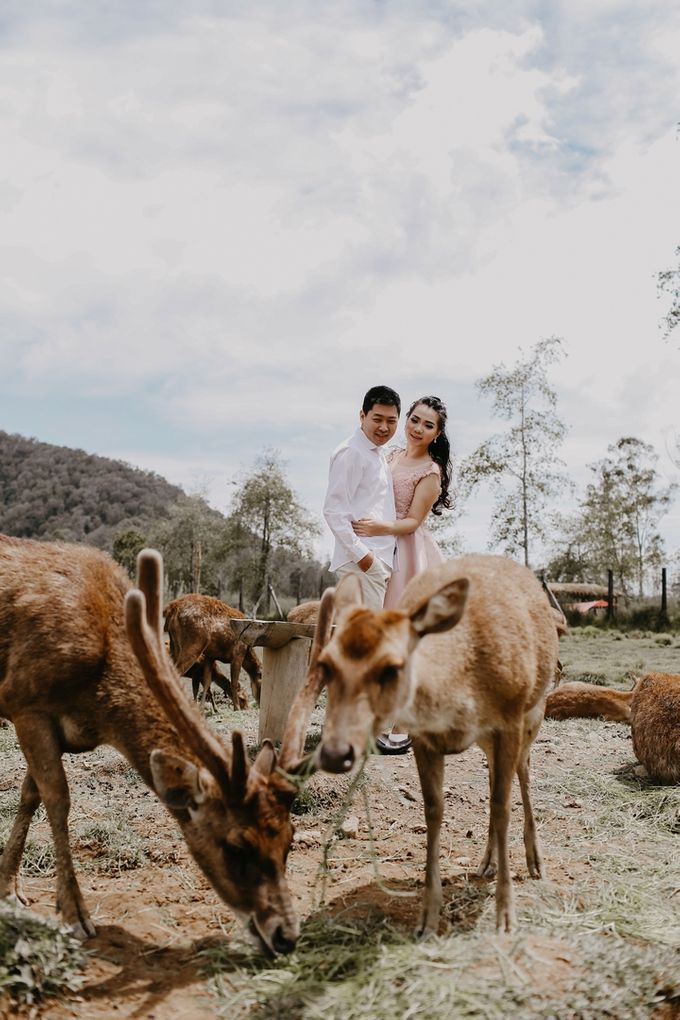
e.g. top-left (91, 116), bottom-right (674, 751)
top-left (660, 567), bottom-right (668, 627)
top-left (607, 570), bottom-right (615, 621)
top-left (259, 638), bottom-right (312, 744)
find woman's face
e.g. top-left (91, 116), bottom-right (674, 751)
top-left (405, 403), bottom-right (440, 451)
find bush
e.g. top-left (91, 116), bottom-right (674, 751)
top-left (0, 902), bottom-right (86, 1005)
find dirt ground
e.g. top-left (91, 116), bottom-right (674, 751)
top-left (1, 658), bottom-right (679, 1019)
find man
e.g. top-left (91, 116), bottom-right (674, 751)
top-left (323, 385), bottom-right (400, 610)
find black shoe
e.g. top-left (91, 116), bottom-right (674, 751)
top-left (375, 734), bottom-right (412, 755)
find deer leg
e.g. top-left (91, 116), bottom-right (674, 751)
top-left (199, 659), bottom-right (213, 712)
top-left (13, 713), bottom-right (95, 939)
top-left (476, 737), bottom-right (498, 878)
top-left (0, 769), bottom-right (41, 904)
top-left (229, 648), bottom-right (245, 711)
top-left (487, 728), bottom-right (522, 934)
top-left (413, 741), bottom-right (445, 938)
top-left (517, 715), bottom-right (543, 879)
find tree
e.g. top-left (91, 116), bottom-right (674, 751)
top-left (657, 245), bottom-right (680, 341)
top-left (459, 337), bottom-right (569, 567)
top-left (112, 528), bottom-right (148, 577)
top-left (149, 496), bottom-right (232, 597)
top-left (577, 437), bottom-right (676, 597)
top-left (229, 449), bottom-right (320, 609)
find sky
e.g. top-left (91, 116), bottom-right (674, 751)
top-left (1, 1), bottom-right (679, 566)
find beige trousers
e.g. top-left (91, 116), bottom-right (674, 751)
top-left (335, 557), bottom-right (391, 610)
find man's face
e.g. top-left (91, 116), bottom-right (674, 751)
top-left (360, 403), bottom-right (399, 446)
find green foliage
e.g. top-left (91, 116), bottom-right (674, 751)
top-left (657, 243), bottom-right (680, 341)
top-left (0, 901), bottom-right (86, 1005)
top-left (0, 429), bottom-right (185, 549)
top-left (552, 438), bottom-right (676, 597)
top-left (459, 337), bottom-right (569, 567)
top-left (230, 449), bottom-right (320, 606)
top-left (148, 495), bottom-right (232, 596)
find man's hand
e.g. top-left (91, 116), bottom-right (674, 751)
top-left (357, 552), bottom-right (375, 572)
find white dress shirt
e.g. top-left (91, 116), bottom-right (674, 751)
top-left (323, 427), bottom-right (397, 571)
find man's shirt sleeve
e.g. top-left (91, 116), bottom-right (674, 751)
top-left (323, 446), bottom-right (370, 564)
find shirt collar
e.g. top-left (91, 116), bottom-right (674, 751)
top-left (354, 426), bottom-right (379, 452)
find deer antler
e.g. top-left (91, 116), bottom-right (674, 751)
top-left (278, 586), bottom-right (335, 772)
top-left (125, 551), bottom-right (235, 803)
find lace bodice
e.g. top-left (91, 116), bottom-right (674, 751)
top-left (387, 448), bottom-right (441, 519)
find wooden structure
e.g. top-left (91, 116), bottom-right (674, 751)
top-left (547, 582), bottom-right (621, 612)
top-left (230, 619), bottom-right (315, 743)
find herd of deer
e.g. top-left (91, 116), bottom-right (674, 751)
top-left (0, 533), bottom-right (678, 956)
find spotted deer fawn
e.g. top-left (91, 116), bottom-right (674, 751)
top-left (164, 594), bottom-right (263, 710)
top-left (314, 554), bottom-right (560, 936)
top-left (0, 536), bottom-right (332, 954)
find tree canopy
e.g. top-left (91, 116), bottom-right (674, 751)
top-left (460, 337), bottom-right (569, 567)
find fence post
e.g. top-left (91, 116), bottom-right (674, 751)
top-left (660, 567), bottom-right (669, 628)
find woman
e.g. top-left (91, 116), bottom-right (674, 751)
top-left (352, 394), bottom-right (452, 753)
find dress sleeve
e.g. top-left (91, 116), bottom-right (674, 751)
top-left (414, 461), bottom-right (441, 500)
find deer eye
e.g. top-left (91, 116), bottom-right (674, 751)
top-left (222, 843), bottom-right (255, 882)
top-left (377, 664), bottom-right (400, 685)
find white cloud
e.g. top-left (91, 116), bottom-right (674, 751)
top-left (1, 1), bottom-right (680, 555)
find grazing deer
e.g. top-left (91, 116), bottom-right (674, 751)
top-left (313, 554), bottom-right (560, 936)
top-left (545, 679), bottom-right (637, 723)
top-left (184, 661), bottom-right (249, 712)
top-left (164, 594), bottom-right (263, 710)
top-left (630, 672), bottom-right (680, 783)
top-left (0, 536), bottom-right (332, 953)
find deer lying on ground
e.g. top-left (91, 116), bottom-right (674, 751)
top-left (164, 594), bottom-right (262, 711)
top-left (545, 679), bottom-right (637, 723)
top-left (0, 536), bottom-right (332, 953)
top-left (314, 554), bottom-right (560, 936)
top-left (630, 672), bottom-right (680, 783)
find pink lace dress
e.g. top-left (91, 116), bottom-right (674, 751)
top-left (384, 449), bottom-right (445, 610)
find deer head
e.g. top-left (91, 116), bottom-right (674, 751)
top-left (125, 551), bottom-right (334, 955)
top-left (314, 574), bottom-right (469, 774)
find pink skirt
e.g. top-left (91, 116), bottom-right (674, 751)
top-left (384, 526), bottom-right (445, 609)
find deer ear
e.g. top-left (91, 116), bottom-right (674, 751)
top-left (334, 574), bottom-right (363, 612)
top-left (150, 749), bottom-right (211, 810)
top-left (251, 739), bottom-right (277, 778)
top-left (410, 579), bottom-right (469, 637)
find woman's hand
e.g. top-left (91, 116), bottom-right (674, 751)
top-left (352, 518), bottom-right (388, 537)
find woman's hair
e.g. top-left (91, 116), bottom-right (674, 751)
top-left (407, 395), bottom-right (452, 515)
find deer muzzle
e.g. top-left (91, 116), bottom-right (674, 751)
top-left (317, 739), bottom-right (355, 773)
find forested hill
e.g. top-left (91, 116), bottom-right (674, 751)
top-left (0, 430), bottom-right (191, 547)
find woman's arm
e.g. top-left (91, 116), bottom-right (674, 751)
top-left (352, 473), bottom-right (440, 537)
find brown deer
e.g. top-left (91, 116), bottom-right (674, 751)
top-left (287, 600), bottom-right (320, 625)
top-left (313, 555), bottom-right (560, 936)
top-left (164, 594), bottom-right (263, 710)
top-left (184, 661), bottom-right (249, 712)
top-left (0, 536), bottom-right (332, 953)
top-left (545, 679), bottom-right (637, 723)
top-left (630, 672), bottom-right (680, 782)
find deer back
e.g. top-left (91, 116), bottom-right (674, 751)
top-left (402, 556), bottom-right (559, 731)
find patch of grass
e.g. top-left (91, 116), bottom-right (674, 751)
top-left (75, 820), bottom-right (148, 874)
top-left (202, 908), bottom-right (679, 1019)
top-left (0, 901), bottom-right (86, 1005)
top-left (559, 630), bottom-right (680, 687)
top-left (22, 840), bottom-right (57, 877)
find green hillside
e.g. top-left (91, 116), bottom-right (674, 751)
top-left (0, 430), bottom-right (191, 548)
